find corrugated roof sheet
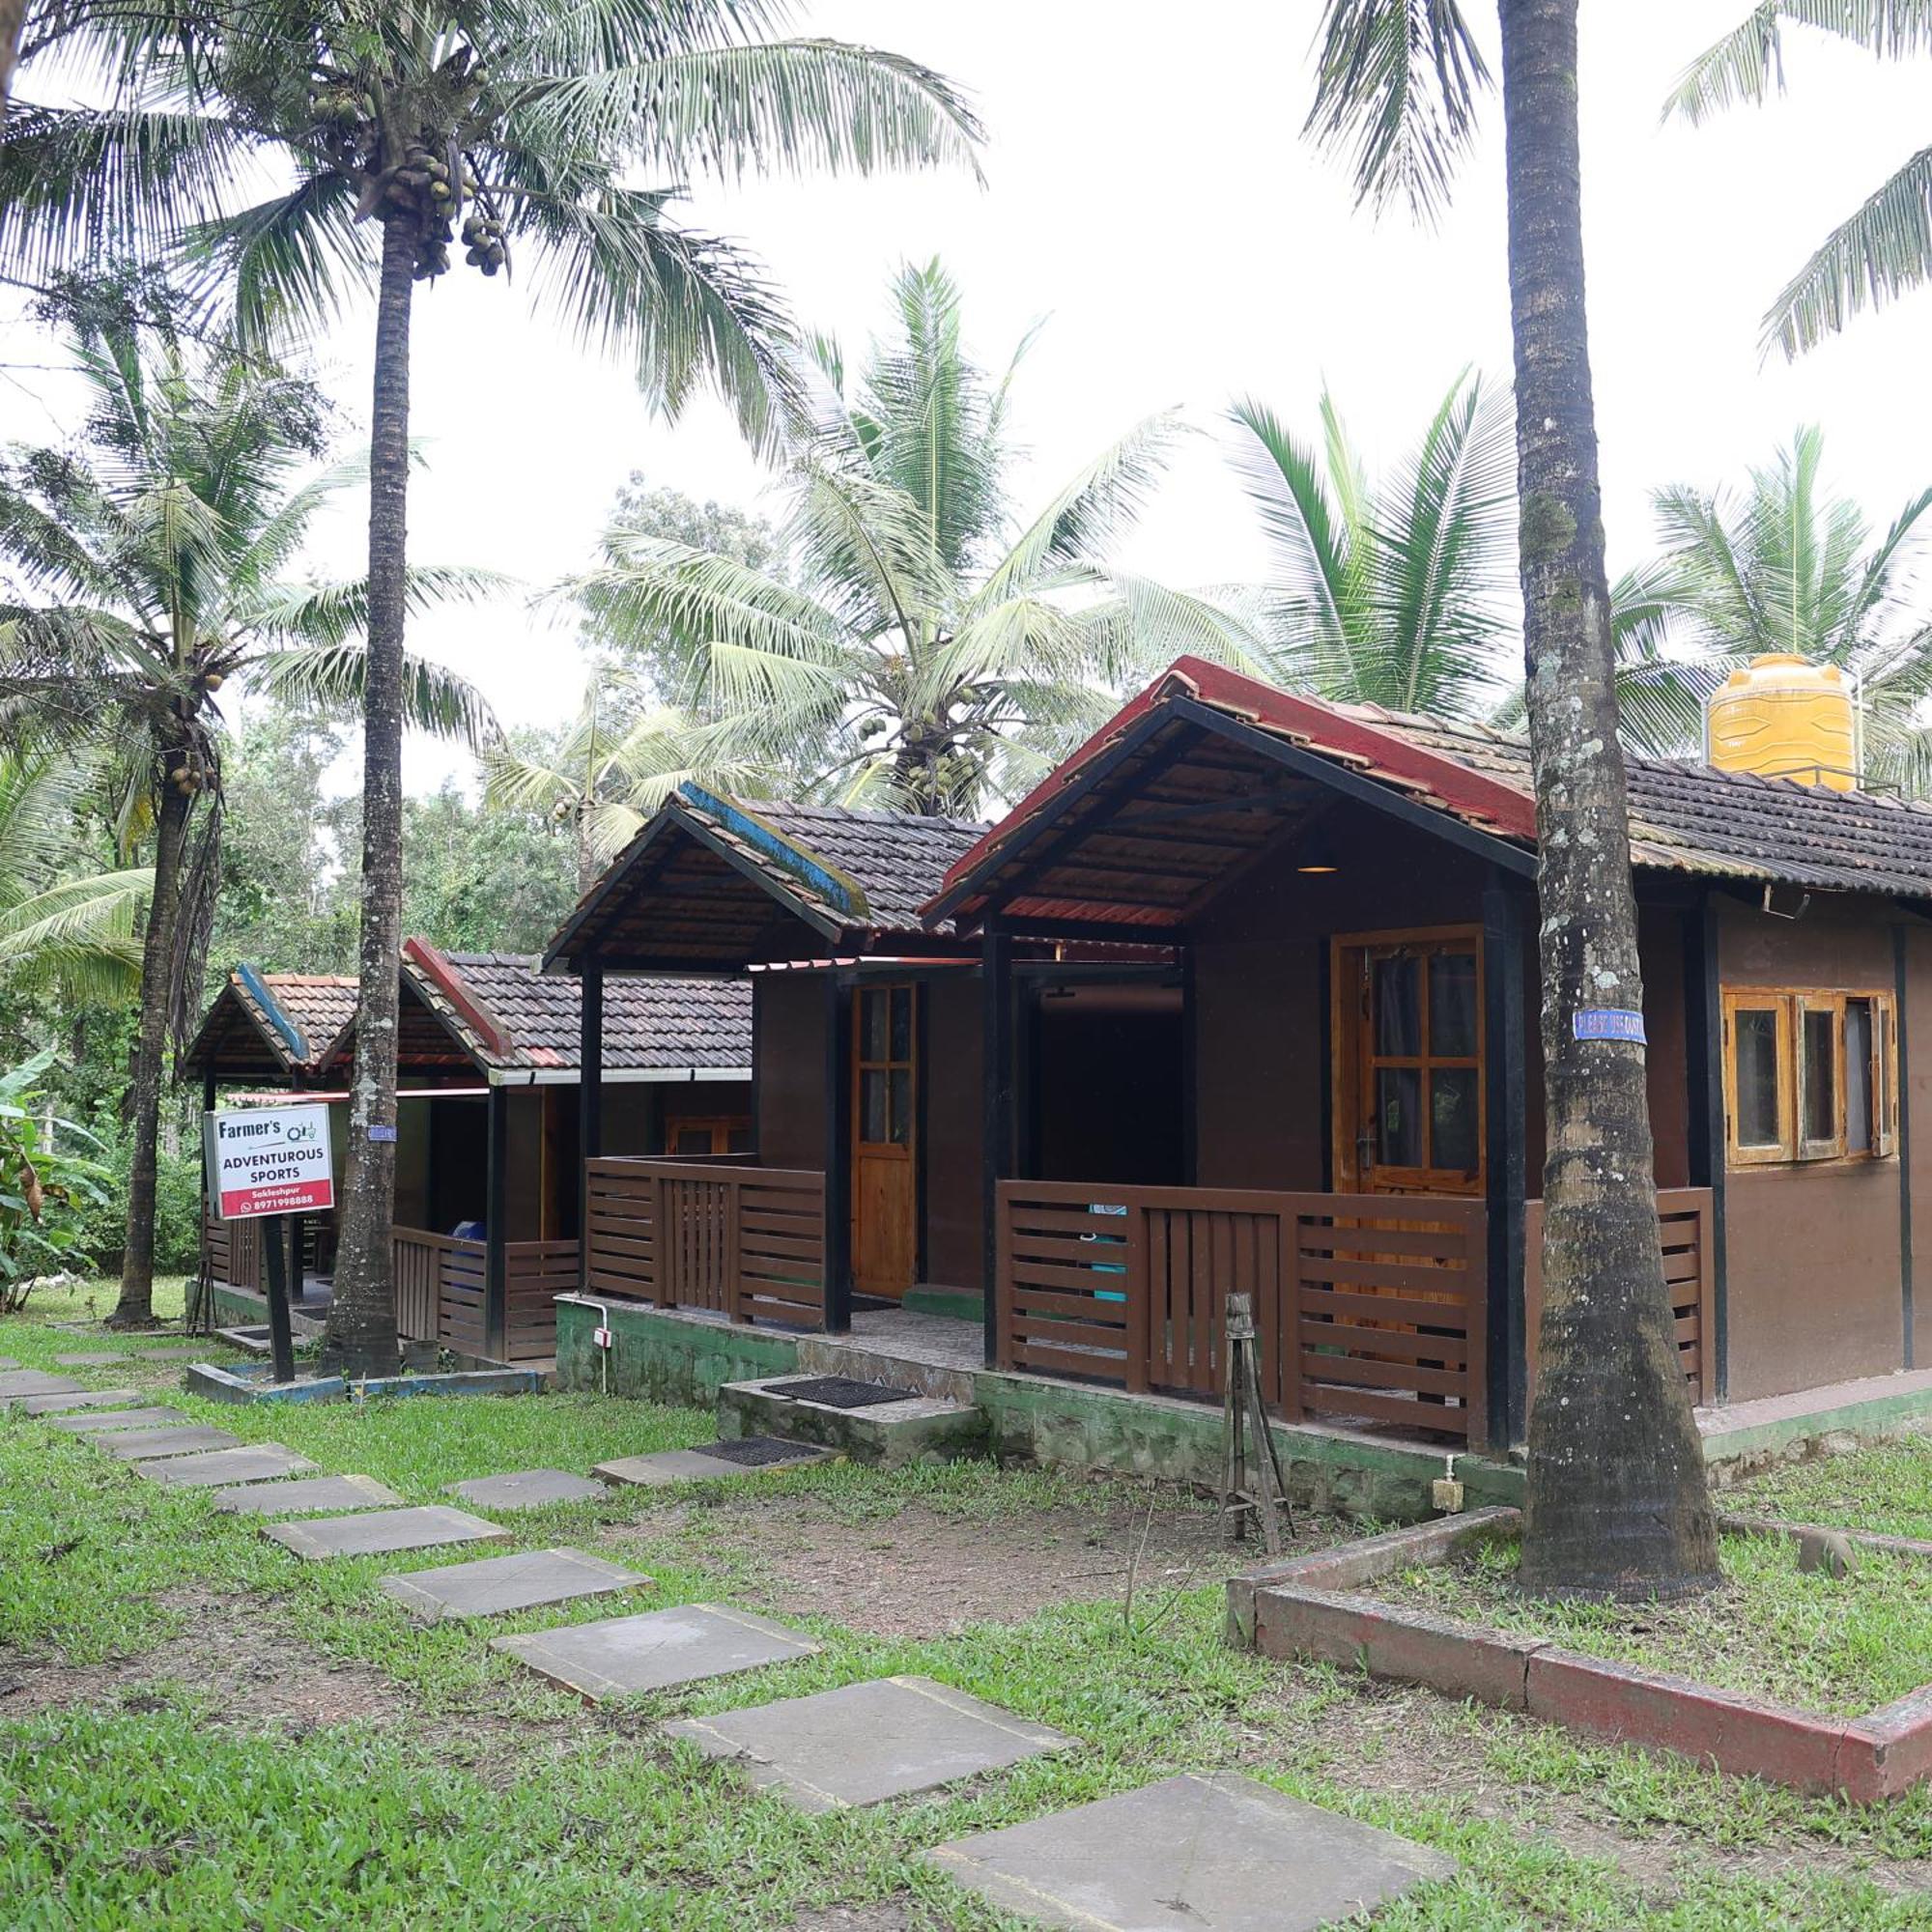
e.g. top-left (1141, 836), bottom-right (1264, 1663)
top-left (403, 948), bottom-right (751, 1074)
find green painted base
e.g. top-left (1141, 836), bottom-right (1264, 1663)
top-left (552, 1295), bottom-right (1522, 1524)
top-left (901, 1288), bottom-right (985, 1322)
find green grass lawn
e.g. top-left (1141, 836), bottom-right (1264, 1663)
top-left (7, 1286), bottom-right (1932, 1927)
top-left (1733, 1430), bottom-right (1932, 1544)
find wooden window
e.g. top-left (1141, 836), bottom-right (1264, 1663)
top-left (663, 1115), bottom-right (752, 1157)
top-left (1722, 988), bottom-right (1894, 1168)
top-left (1336, 930), bottom-right (1484, 1193)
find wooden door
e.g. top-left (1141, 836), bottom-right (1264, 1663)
top-left (851, 982), bottom-right (918, 1299)
top-left (1332, 929), bottom-right (1485, 1197)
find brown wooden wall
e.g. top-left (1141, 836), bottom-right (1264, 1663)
top-left (1718, 892), bottom-right (1915, 1401)
top-left (754, 975), bottom-right (827, 1171)
top-left (924, 974), bottom-right (984, 1291)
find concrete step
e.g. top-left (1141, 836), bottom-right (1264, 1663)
top-left (717, 1372), bottom-right (987, 1467)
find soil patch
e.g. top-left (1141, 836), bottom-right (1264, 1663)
top-left (602, 1492), bottom-right (1337, 1638)
top-left (0, 1586), bottom-right (412, 1730)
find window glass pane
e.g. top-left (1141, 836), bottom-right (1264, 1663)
top-left (861, 1069), bottom-right (887, 1143)
top-left (1803, 1007), bottom-right (1837, 1144)
top-left (673, 1127), bottom-right (708, 1155)
top-left (726, 1126), bottom-right (754, 1154)
top-left (1429, 951), bottom-right (1478, 1058)
top-left (1734, 1008), bottom-right (1781, 1148)
top-left (890, 986), bottom-right (912, 1062)
top-left (1431, 1067), bottom-right (1480, 1173)
top-left (890, 1068), bottom-right (912, 1146)
top-left (1374, 956), bottom-right (1420, 1057)
top-left (1376, 1066), bottom-right (1422, 1168)
top-left (1846, 1000), bottom-right (1873, 1153)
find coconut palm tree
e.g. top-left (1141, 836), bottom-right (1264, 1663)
top-left (1307, 0), bottom-right (1719, 1600)
top-left (0, 749), bottom-right (152, 999)
top-left (1666, 2), bottom-right (1932, 356)
top-left (1635, 427), bottom-right (1932, 790)
top-left (1230, 378), bottom-right (1715, 756)
top-left (481, 671), bottom-right (701, 891)
top-left (1227, 375), bottom-right (1517, 719)
top-left (0, 307), bottom-right (494, 1329)
top-left (573, 260), bottom-right (1236, 816)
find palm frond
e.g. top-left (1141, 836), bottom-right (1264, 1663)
top-left (1666, 1), bottom-right (1932, 125)
top-left (1303, 0), bottom-right (1492, 222)
top-left (1763, 143), bottom-right (1932, 356)
top-left (247, 643), bottom-right (498, 748)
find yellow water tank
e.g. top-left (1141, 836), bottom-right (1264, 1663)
top-left (1706, 653), bottom-right (1859, 791)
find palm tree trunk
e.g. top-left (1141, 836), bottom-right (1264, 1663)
top-left (322, 210), bottom-right (414, 1376)
top-left (1501, 0), bottom-right (1719, 1600)
top-left (108, 766), bottom-right (191, 1329)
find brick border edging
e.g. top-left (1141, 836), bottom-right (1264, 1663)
top-left (1226, 1508), bottom-right (1932, 1801)
top-left (1718, 1512), bottom-right (1932, 1565)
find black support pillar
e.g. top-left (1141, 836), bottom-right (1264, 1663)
top-left (1686, 892), bottom-right (1729, 1401)
top-left (485, 1084), bottom-right (508, 1363)
top-left (578, 963), bottom-right (604, 1293)
top-left (1482, 870), bottom-right (1529, 1452)
top-left (822, 972), bottom-right (853, 1334)
top-left (1895, 923), bottom-right (1915, 1371)
top-left (982, 925), bottom-right (1015, 1370)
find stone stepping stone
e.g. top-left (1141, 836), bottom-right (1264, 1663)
top-left (926, 1772), bottom-right (1457, 1932)
top-left (0, 1356), bottom-right (16, 1369)
top-left (668, 1675), bottom-right (1074, 1812)
top-left (0, 1370), bottom-right (85, 1404)
top-left (54, 1351), bottom-right (127, 1367)
top-left (18, 1387), bottom-right (143, 1414)
top-left (381, 1548), bottom-right (648, 1622)
top-left (595, 1441), bottom-right (837, 1488)
top-left (94, 1424), bottom-right (240, 1461)
top-left (446, 1468), bottom-right (606, 1510)
top-left (48, 1406), bottom-right (190, 1432)
top-left (136, 1443), bottom-right (320, 1489)
top-left (493, 1603), bottom-right (818, 1702)
top-left (262, 1505), bottom-right (511, 1562)
top-left (213, 1474), bottom-right (404, 1516)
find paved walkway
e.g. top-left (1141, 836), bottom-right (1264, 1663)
top-left (22, 1361), bottom-right (1458, 1929)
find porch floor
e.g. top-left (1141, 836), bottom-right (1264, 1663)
top-left (1697, 1363), bottom-right (1932, 1467)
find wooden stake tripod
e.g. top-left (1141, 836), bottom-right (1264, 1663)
top-left (1222, 1292), bottom-right (1293, 1551)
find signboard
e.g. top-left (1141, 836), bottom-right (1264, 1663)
top-left (205, 1103), bottom-right (335, 1222)
top-left (1573, 1008), bottom-right (1647, 1044)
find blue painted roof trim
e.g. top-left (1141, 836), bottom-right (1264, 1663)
top-left (677, 783), bottom-right (869, 921)
top-left (235, 962), bottom-right (310, 1065)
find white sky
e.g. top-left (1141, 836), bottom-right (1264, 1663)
top-left (9, 2), bottom-right (1932, 797)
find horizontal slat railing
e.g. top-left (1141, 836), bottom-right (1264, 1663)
top-left (504, 1238), bottom-right (577, 1361)
top-left (996, 1181), bottom-right (1489, 1441)
top-left (1523, 1186), bottom-right (1715, 1405)
top-left (203, 1207), bottom-right (261, 1294)
top-left (583, 1157), bottom-right (827, 1328)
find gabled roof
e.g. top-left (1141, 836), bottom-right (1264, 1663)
top-left (402, 941), bottom-right (751, 1080)
top-left (928, 657), bottom-right (1932, 933)
top-left (542, 783), bottom-right (988, 974)
top-left (180, 969), bottom-right (357, 1081)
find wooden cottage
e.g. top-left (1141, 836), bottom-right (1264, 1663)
top-left (554, 659), bottom-right (1932, 1458)
top-left (186, 946), bottom-right (750, 1361)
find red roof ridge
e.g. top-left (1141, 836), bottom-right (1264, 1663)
top-left (403, 937), bottom-right (516, 1063)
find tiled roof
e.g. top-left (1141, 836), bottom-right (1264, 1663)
top-left (732, 797), bottom-right (989, 930)
top-left (181, 969), bottom-right (357, 1078)
top-left (542, 784), bottom-right (990, 972)
top-left (402, 945), bottom-right (751, 1074)
top-left (934, 658), bottom-right (1932, 922)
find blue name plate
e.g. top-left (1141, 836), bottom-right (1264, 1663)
top-left (1574, 1008), bottom-right (1646, 1043)
top-left (367, 1123), bottom-right (399, 1143)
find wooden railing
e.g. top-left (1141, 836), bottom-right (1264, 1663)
top-left (584, 1157), bottom-right (827, 1328)
top-left (1523, 1186), bottom-right (1715, 1405)
top-left (203, 1208), bottom-right (261, 1294)
top-left (390, 1227), bottom-right (575, 1361)
top-left (996, 1182), bottom-right (1489, 1442)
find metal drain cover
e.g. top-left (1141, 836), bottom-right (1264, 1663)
top-left (702, 1435), bottom-right (822, 1467)
top-left (766, 1376), bottom-right (918, 1409)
